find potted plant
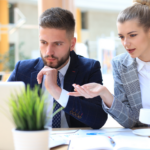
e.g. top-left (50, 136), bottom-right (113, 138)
top-left (8, 85), bottom-right (63, 150)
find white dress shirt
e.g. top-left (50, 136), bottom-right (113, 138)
top-left (42, 57), bottom-right (70, 127)
top-left (136, 57), bottom-right (150, 108)
top-left (103, 57), bottom-right (150, 109)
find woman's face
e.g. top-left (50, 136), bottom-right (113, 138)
top-left (117, 19), bottom-right (150, 61)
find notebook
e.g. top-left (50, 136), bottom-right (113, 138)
top-left (68, 132), bottom-right (150, 150)
top-left (0, 82), bottom-right (25, 150)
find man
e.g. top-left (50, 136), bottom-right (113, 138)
top-left (8, 7), bottom-right (107, 129)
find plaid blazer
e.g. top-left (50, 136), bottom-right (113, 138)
top-left (103, 52), bottom-right (148, 128)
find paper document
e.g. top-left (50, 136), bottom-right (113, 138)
top-left (69, 128), bottom-right (132, 138)
top-left (49, 130), bottom-right (80, 148)
top-left (101, 128), bottom-right (131, 133)
top-left (68, 130), bottom-right (150, 150)
top-left (113, 134), bottom-right (150, 150)
top-left (52, 130), bottom-right (79, 135)
top-left (69, 135), bottom-right (113, 150)
top-left (49, 135), bottom-right (69, 148)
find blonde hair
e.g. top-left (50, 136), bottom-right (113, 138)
top-left (133, 0), bottom-right (150, 7)
top-left (117, 0), bottom-right (150, 31)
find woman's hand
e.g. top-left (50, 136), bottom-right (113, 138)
top-left (68, 82), bottom-right (114, 108)
top-left (68, 83), bottom-right (105, 98)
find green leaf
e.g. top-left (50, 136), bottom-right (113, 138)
top-left (52, 106), bottom-right (64, 117)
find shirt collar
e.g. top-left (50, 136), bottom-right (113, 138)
top-left (136, 57), bottom-right (145, 72)
top-left (58, 57), bottom-right (71, 76)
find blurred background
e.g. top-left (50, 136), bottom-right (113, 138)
top-left (0, 0), bottom-right (132, 127)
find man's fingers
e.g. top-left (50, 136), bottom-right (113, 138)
top-left (37, 66), bottom-right (58, 85)
top-left (37, 71), bottom-right (43, 84)
top-left (37, 69), bottom-right (47, 84)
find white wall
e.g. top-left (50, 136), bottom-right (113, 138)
top-left (103, 74), bottom-right (122, 128)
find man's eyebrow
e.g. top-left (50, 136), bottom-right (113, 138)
top-left (54, 41), bottom-right (64, 43)
top-left (40, 39), bottom-right (46, 41)
top-left (118, 31), bottom-right (138, 35)
top-left (39, 40), bottom-right (64, 43)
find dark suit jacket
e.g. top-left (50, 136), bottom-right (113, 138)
top-left (8, 51), bottom-right (107, 129)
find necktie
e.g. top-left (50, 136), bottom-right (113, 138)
top-left (52, 72), bottom-right (61, 128)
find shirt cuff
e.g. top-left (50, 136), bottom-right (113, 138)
top-left (56, 89), bottom-right (69, 108)
top-left (102, 97), bottom-right (115, 110)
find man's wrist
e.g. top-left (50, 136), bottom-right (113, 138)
top-left (47, 85), bottom-right (62, 100)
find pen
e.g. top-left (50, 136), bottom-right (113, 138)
top-left (108, 136), bottom-right (116, 147)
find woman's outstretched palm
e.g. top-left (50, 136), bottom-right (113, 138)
top-left (68, 83), bottom-right (105, 99)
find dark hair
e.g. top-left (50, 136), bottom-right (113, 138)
top-left (39, 7), bottom-right (75, 37)
top-left (117, 1), bottom-right (150, 31)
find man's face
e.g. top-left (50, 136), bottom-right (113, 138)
top-left (39, 27), bottom-right (76, 69)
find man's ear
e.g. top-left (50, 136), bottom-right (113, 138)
top-left (70, 37), bottom-right (76, 51)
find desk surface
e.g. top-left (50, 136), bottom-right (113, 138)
top-left (50, 127), bottom-right (149, 150)
top-left (50, 127), bottom-right (127, 150)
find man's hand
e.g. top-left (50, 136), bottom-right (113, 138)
top-left (37, 66), bottom-right (62, 100)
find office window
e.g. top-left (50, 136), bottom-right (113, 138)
top-left (9, 3), bottom-right (15, 23)
top-left (81, 12), bottom-right (88, 29)
top-left (8, 43), bottom-right (15, 71)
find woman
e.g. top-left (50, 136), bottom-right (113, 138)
top-left (68, 0), bottom-right (150, 128)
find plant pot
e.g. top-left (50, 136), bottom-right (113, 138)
top-left (12, 128), bottom-right (50, 150)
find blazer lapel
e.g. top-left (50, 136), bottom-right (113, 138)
top-left (64, 51), bottom-right (79, 92)
top-left (30, 58), bottom-right (44, 89)
top-left (121, 54), bottom-right (142, 118)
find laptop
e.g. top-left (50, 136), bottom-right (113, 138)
top-left (0, 82), bottom-right (25, 150)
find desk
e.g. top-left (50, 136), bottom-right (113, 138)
top-left (50, 127), bottom-right (150, 150)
